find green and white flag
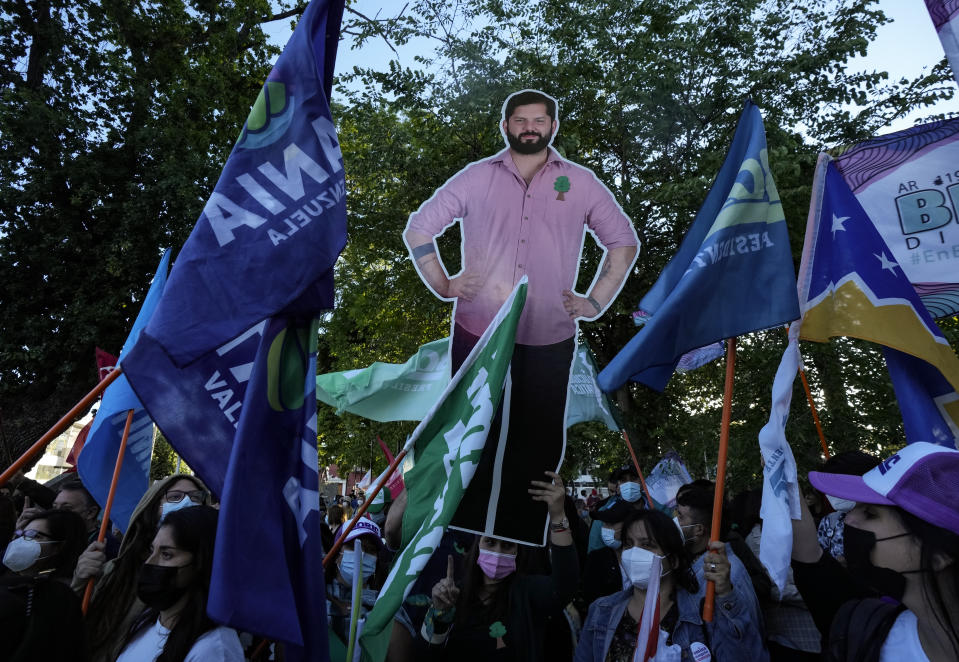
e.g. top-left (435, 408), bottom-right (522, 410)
top-left (358, 281), bottom-right (527, 662)
top-left (316, 337), bottom-right (450, 422)
top-left (565, 344), bottom-right (621, 432)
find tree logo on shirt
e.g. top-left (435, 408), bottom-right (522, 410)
top-left (554, 176), bottom-right (570, 201)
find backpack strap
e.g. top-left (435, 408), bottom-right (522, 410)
top-left (827, 598), bottom-right (905, 662)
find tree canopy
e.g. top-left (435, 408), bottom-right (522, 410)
top-left (1, 0), bottom-right (956, 494)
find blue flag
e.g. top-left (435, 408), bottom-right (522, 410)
top-left (122, 0), bottom-right (347, 496)
top-left (208, 316), bottom-right (329, 661)
top-left (799, 155), bottom-right (959, 449)
top-left (78, 250), bottom-right (169, 532)
top-left (599, 101), bottom-right (800, 392)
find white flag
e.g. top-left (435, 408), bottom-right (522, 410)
top-left (758, 323), bottom-right (803, 595)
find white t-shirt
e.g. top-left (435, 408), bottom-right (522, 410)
top-left (115, 618), bottom-right (245, 662)
top-left (878, 610), bottom-right (930, 662)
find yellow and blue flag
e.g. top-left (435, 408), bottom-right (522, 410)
top-left (599, 101), bottom-right (799, 392)
top-left (799, 155), bottom-right (959, 448)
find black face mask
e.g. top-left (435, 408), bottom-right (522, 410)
top-left (137, 563), bottom-right (189, 610)
top-left (843, 524), bottom-right (917, 601)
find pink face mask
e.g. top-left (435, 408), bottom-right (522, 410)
top-left (477, 549), bottom-right (516, 580)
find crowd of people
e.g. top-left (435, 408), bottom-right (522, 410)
top-left (1, 441), bottom-right (957, 661)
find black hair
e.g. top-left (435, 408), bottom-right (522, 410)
top-left (676, 482), bottom-right (715, 530)
top-left (621, 509), bottom-right (698, 595)
top-left (503, 90), bottom-right (556, 122)
top-left (57, 477), bottom-right (99, 512)
top-left (897, 508), bottom-right (959, 652)
top-left (22, 508), bottom-right (88, 579)
top-left (727, 489), bottom-right (762, 535)
top-left (619, 467), bottom-right (639, 482)
top-left (454, 537), bottom-right (531, 630)
top-left (821, 450), bottom-right (881, 475)
top-left (124, 505), bottom-right (219, 662)
top-left (607, 468), bottom-right (621, 483)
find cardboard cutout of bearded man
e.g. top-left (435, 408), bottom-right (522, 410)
top-left (403, 90), bottom-right (639, 545)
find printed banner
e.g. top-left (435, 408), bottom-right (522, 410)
top-left (833, 116), bottom-right (959, 317)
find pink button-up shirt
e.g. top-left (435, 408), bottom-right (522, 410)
top-left (407, 148), bottom-right (638, 345)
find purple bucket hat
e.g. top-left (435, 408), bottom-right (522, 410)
top-left (808, 442), bottom-right (959, 536)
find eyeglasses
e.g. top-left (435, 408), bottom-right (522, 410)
top-left (163, 489), bottom-right (207, 504)
top-left (13, 529), bottom-right (62, 543)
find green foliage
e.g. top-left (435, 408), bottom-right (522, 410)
top-left (0, 1), bottom-right (277, 455)
top-left (150, 432), bottom-right (177, 481)
top-left (1, 0), bottom-right (955, 499)
top-left (322, 0), bottom-right (956, 489)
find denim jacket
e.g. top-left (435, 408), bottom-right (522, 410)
top-left (574, 584), bottom-right (768, 662)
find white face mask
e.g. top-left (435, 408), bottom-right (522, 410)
top-left (672, 516), bottom-right (685, 543)
top-left (600, 527), bottom-right (621, 549)
top-left (621, 546), bottom-right (665, 589)
top-left (339, 550), bottom-right (377, 583)
top-left (3, 537), bottom-right (43, 573)
top-left (826, 495), bottom-right (856, 513)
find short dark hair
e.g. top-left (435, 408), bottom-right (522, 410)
top-left (821, 450), bottom-right (880, 476)
top-left (58, 477), bottom-right (98, 511)
top-left (504, 90), bottom-right (556, 122)
top-left (676, 483), bottom-right (714, 529)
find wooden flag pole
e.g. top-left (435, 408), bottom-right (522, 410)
top-left (0, 367), bottom-right (123, 488)
top-left (621, 429), bottom-right (654, 508)
top-left (81, 408), bottom-right (134, 615)
top-left (703, 338), bottom-right (736, 622)
top-left (323, 447), bottom-right (409, 568)
top-left (798, 369), bottom-right (830, 459)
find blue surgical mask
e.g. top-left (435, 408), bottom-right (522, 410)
top-left (161, 498), bottom-right (198, 521)
top-left (339, 550), bottom-right (377, 583)
top-left (600, 527), bottom-right (621, 549)
top-left (619, 482), bottom-right (642, 503)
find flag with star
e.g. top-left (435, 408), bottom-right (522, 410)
top-left (798, 154), bottom-right (959, 448)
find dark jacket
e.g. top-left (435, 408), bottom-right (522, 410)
top-left (421, 542), bottom-right (580, 662)
top-left (0, 574), bottom-right (87, 662)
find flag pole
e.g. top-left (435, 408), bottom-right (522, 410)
top-left (81, 408), bottom-right (134, 615)
top-left (323, 446), bottom-right (409, 568)
top-left (798, 368), bottom-right (830, 459)
top-left (620, 429), bottom-right (653, 508)
top-left (703, 337), bottom-right (736, 622)
top-left (0, 368), bottom-right (123, 488)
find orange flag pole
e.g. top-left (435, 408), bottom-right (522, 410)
top-left (798, 368), bottom-right (830, 459)
top-left (323, 446), bottom-right (409, 568)
top-left (0, 368), bottom-right (123, 488)
top-left (703, 337), bottom-right (736, 622)
top-left (81, 408), bottom-right (134, 615)
top-left (621, 429), bottom-right (653, 508)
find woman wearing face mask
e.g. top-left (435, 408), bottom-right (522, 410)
top-left (579, 501), bottom-right (636, 614)
top-left (421, 471), bottom-right (579, 661)
top-left (115, 504), bottom-right (242, 661)
top-left (576, 509), bottom-right (765, 662)
top-left (792, 442), bottom-right (959, 662)
top-left (325, 517), bottom-right (385, 646)
top-left (0, 508), bottom-right (89, 661)
top-left (812, 451), bottom-right (881, 565)
top-left (78, 474), bottom-right (210, 662)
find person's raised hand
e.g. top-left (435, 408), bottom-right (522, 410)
top-left (431, 554), bottom-right (460, 612)
top-left (704, 541), bottom-right (733, 596)
top-left (529, 471), bottom-right (566, 520)
top-left (15, 496), bottom-right (44, 531)
top-left (71, 541), bottom-right (107, 591)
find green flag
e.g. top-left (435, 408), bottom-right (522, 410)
top-left (565, 344), bottom-right (621, 432)
top-left (316, 337), bottom-right (450, 422)
top-left (358, 281), bottom-right (527, 662)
